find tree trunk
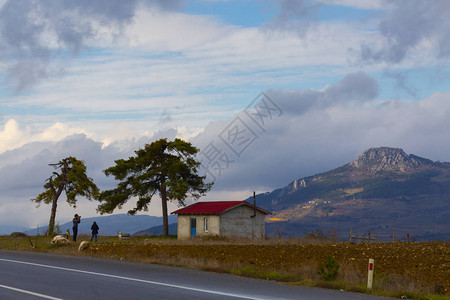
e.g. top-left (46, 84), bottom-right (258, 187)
top-left (161, 184), bottom-right (169, 237)
top-left (47, 176), bottom-right (64, 236)
top-left (47, 195), bottom-right (58, 236)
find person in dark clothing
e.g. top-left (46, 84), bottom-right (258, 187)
top-left (90, 221), bottom-right (99, 242)
top-left (72, 214), bottom-right (81, 242)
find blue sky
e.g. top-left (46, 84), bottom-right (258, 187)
top-left (185, 0), bottom-right (381, 25)
top-left (1, 0), bottom-right (446, 123)
top-left (1, 0), bottom-right (450, 229)
top-left (185, 0), bottom-right (278, 27)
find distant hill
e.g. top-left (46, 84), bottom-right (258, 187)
top-left (249, 147), bottom-right (450, 241)
top-left (25, 214), bottom-right (177, 236)
top-left (0, 225), bottom-right (29, 235)
top-left (134, 223), bottom-right (177, 236)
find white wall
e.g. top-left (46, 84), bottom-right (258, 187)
top-left (177, 215), bottom-right (220, 240)
top-left (177, 215), bottom-right (190, 240)
top-left (196, 215), bottom-right (220, 237)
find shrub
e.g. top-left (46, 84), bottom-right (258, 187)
top-left (318, 256), bottom-right (339, 281)
top-left (55, 223), bottom-right (62, 235)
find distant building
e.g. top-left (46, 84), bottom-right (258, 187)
top-left (171, 201), bottom-right (271, 240)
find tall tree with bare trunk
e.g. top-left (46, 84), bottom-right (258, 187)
top-left (31, 157), bottom-right (99, 236)
top-left (96, 138), bottom-right (213, 236)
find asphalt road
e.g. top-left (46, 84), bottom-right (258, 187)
top-left (0, 250), bottom-right (390, 300)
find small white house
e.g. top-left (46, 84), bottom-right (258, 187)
top-left (171, 201), bottom-right (271, 240)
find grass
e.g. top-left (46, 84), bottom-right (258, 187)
top-left (229, 266), bottom-right (298, 282)
top-left (1, 234), bottom-right (449, 299)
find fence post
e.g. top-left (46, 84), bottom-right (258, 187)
top-left (367, 258), bottom-right (374, 289)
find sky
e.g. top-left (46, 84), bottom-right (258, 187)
top-left (1, 0), bottom-right (450, 231)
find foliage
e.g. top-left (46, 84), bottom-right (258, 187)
top-left (318, 256), bottom-right (339, 281)
top-left (32, 157), bottom-right (98, 206)
top-left (54, 223), bottom-right (62, 235)
top-left (31, 156), bottom-right (99, 235)
top-left (96, 138), bottom-right (213, 236)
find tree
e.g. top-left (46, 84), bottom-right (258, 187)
top-left (96, 138), bottom-right (213, 236)
top-left (31, 157), bottom-right (99, 236)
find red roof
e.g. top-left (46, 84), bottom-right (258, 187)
top-left (171, 201), bottom-right (271, 215)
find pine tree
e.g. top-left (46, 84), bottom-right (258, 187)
top-left (31, 157), bottom-right (99, 236)
top-left (97, 138), bottom-right (213, 236)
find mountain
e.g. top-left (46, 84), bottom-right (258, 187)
top-left (250, 147), bottom-right (450, 241)
top-left (134, 223), bottom-right (177, 236)
top-left (25, 214), bottom-right (177, 236)
top-left (0, 225), bottom-right (29, 235)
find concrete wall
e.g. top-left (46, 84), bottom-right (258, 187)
top-left (220, 205), bottom-right (266, 239)
top-left (195, 215), bottom-right (220, 237)
top-left (177, 215), bottom-right (220, 240)
top-left (177, 205), bottom-right (266, 240)
top-left (177, 215), bottom-right (191, 240)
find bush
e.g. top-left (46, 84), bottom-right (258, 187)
top-left (55, 223), bottom-right (62, 235)
top-left (318, 256), bottom-right (339, 281)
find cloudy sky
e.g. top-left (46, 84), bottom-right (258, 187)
top-left (1, 0), bottom-right (450, 231)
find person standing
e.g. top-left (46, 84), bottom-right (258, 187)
top-left (90, 221), bottom-right (99, 242)
top-left (72, 214), bottom-right (81, 242)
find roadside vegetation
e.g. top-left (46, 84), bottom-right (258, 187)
top-left (1, 234), bottom-right (448, 299)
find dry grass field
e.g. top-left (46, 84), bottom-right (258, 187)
top-left (1, 235), bottom-right (449, 299)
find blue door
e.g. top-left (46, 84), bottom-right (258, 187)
top-left (190, 218), bottom-right (197, 237)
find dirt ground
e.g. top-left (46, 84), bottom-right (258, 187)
top-left (83, 241), bottom-right (450, 295)
top-left (1, 235), bottom-right (448, 297)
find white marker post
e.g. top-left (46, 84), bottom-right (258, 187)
top-left (367, 258), bottom-right (374, 289)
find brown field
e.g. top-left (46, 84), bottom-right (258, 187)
top-left (1, 235), bottom-right (449, 299)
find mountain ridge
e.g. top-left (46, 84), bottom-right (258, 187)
top-left (351, 147), bottom-right (434, 172)
top-left (24, 214), bottom-right (177, 236)
top-left (248, 147), bottom-right (450, 240)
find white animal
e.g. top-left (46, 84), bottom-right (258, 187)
top-left (78, 241), bottom-right (90, 251)
top-left (51, 235), bottom-right (71, 245)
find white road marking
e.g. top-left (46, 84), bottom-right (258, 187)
top-left (0, 283), bottom-right (63, 300)
top-left (0, 258), bottom-right (263, 300)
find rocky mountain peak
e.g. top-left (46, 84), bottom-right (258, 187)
top-left (350, 147), bottom-right (432, 172)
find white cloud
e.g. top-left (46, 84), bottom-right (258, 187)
top-left (1, 73), bottom-right (450, 230)
top-left (125, 9), bottom-right (234, 51)
top-left (358, 0), bottom-right (450, 64)
top-left (8, 19), bottom-right (372, 112)
top-left (0, 0), bottom-right (188, 90)
top-left (34, 122), bottom-right (93, 142)
top-left (317, 0), bottom-right (386, 10)
top-left (0, 119), bottom-right (94, 154)
top-left (192, 73), bottom-right (450, 194)
top-left (0, 127), bottom-right (183, 228)
top-left (0, 1), bottom-right (449, 232)
top-left (3, 4), bottom-right (437, 153)
top-left (0, 119), bottom-right (31, 153)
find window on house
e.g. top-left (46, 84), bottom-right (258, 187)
top-left (204, 217), bottom-right (209, 232)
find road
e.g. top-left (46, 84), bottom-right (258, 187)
top-left (0, 250), bottom-right (389, 300)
